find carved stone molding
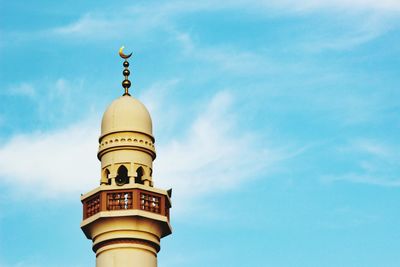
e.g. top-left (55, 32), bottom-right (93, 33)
top-left (93, 238), bottom-right (160, 253)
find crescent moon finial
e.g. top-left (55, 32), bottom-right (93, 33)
top-left (119, 46), bottom-right (133, 96)
top-left (119, 46), bottom-right (132, 59)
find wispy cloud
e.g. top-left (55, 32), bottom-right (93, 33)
top-left (1, 78), bottom-right (91, 128)
top-left (0, 120), bottom-right (100, 197)
top-left (173, 30), bottom-right (276, 75)
top-left (323, 173), bottom-right (400, 186)
top-left (318, 206), bottom-right (379, 229)
top-left (139, 79), bottom-right (183, 134)
top-left (35, 0), bottom-right (400, 44)
top-left (271, 0), bottom-right (400, 13)
top-left (353, 139), bottom-right (394, 159)
top-left (52, 14), bottom-right (119, 36)
top-left (0, 91), bottom-right (292, 214)
top-left (301, 13), bottom-right (396, 51)
top-left (321, 139), bottom-right (400, 187)
top-left (6, 82), bottom-right (36, 98)
top-left (50, 13), bottom-right (126, 40)
top-left (155, 91), bottom-right (280, 207)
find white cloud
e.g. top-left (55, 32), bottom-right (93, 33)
top-left (3, 78), bottom-right (90, 126)
top-left (272, 0), bottom-right (400, 12)
top-left (224, 0), bottom-right (400, 13)
top-left (45, 0), bottom-right (400, 42)
top-left (323, 173), bottom-right (400, 187)
top-left (7, 83), bottom-right (36, 98)
top-left (0, 120), bottom-right (100, 198)
top-left (302, 27), bottom-right (382, 52)
top-left (353, 139), bottom-right (393, 159)
top-left (171, 29), bottom-right (277, 75)
top-left (139, 79), bottom-right (183, 134)
top-left (0, 91), bottom-right (289, 214)
top-left (321, 139), bottom-right (400, 187)
top-left (2, 0), bottom-right (392, 59)
top-left (51, 13), bottom-right (125, 39)
top-left (154, 91), bottom-right (277, 204)
top-left (317, 206), bottom-right (379, 229)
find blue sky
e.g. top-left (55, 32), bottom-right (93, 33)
top-left (1, 1), bottom-right (400, 266)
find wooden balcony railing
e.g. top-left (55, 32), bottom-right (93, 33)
top-left (82, 188), bottom-right (170, 220)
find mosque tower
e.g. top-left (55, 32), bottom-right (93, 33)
top-left (80, 47), bottom-right (172, 267)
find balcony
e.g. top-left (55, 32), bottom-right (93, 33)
top-left (82, 188), bottom-right (170, 220)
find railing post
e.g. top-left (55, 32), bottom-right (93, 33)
top-left (83, 200), bottom-right (87, 219)
top-left (136, 189), bottom-right (141, 210)
top-left (101, 191), bottom-right (107, 211)
top-left (160, 195), bottom-right (165, 216)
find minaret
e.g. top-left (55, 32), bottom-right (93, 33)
top-left (81, 47), bottom-right (172, 267)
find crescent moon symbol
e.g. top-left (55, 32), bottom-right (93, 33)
top-left (119, 46), bottom-right (132, 59)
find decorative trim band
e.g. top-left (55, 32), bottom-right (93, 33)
top-left (99, 130), bottom-right (155, 143)
top-left (99, 136), bottom-right (155, 149)
top-left (93, 238), bottom-right (160, 253)
top-left (97, 145), bottom-right (156, 160)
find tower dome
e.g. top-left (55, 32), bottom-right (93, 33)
top-left (101, 95), bottom-right (153, 140)
top-left (97, 94), bottom-right (157, 185)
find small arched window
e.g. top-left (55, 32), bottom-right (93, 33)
top-left (115, 165), bottom-right (129, 186)
top-left (135, 167), bottom-right (144, 185)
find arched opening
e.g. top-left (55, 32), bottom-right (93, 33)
top-left (115, 165), bottom-right (129, 186)
top-left (135, 166), bottom-right (144, 185)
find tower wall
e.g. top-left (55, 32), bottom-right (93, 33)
top-left (96, 245), bottom-right (157, 267)
top-left (98, 131), bottom-right (155, 186)
top-left (86, 215), bottom-right (165, 267)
